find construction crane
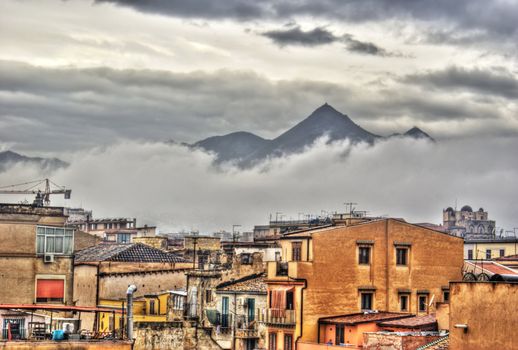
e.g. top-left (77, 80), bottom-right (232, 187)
top-left (0, 178), bottom-right (71, 206)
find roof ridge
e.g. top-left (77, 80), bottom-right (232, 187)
top-left (216, 273), bottom-right (265, 289)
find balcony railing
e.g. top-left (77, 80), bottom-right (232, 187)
top-left (235, 327), bottom-right (259, 338)
top-left (2, 328), bottom-right (27, 340)
top-left (258, 309), bottom-right (295, 326)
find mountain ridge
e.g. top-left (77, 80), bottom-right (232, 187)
top-left (0, 150), bottom-right (68, 173)
top-left (191, 104), bottom-right (434, 167)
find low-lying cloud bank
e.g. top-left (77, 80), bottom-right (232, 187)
top-left (1, 136), bottom-right (516, 233)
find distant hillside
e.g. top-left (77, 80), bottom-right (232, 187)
top-left (191, 103), bottom-right (434, 167)
top-left (194, 132), bottom-right (269, 163)
top-left (0, 150), bottom-right (68, 172)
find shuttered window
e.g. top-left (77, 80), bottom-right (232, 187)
top-left (36, 279), bottom-right (64, 303)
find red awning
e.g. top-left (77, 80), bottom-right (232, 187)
top-left (0, 304), bottom-right (122, 313)
top-left (36, 279), bottom-right (64, 299)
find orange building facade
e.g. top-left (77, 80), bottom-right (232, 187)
top-left (264, 219), bottom-right (464, 350)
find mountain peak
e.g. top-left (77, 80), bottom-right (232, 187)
top-left (404, 126), bottom-right (435, 141)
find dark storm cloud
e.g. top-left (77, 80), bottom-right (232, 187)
top-left (262, 26), bottom-right (337, 47)
top-left (404, 66), bottom-right (518, 99)
top-left (341, 34), bottom-right (388, 56)
top-left (0, 61), bottom-right (516, 154)
top-left (96, 0), bottom-right (518, 41)
top-left (261, 26), bottom-right (390, 56)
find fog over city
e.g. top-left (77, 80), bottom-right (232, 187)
top-left (1, 0), bottom-right (517, 232)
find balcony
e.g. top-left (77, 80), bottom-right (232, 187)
top-left (235, 326), bottom-right (259, 339)
top-left (258, 309), bottom-right (296, 327)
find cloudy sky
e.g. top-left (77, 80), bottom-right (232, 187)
top-left (1, 0), bottom-right (517, 232)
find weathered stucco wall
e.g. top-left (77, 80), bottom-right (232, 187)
top-left (100, 270), bottom-right (187, 299)
top-left (449, 282), bottom-right (518, 350)
top-left (291, 219), bottom-right (463, 343)
top-left (0, 256), bottom-right (74, 304)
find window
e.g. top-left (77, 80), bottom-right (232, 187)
top-left (443, 291), bottom-right (450, 303)
top-left (467, 249), bottom-right (473, 260)
top-left (500, 249), bottom-right (505, 257)
top-left (400, 295), bottom-right (408, 311)
top-left (149, 300), bottom-right (156, 315)
top-left (292, 242), bottom-right (302, 261)
top-left (240, 253), bottom-right (252, 265)
top-left (418, 295), bottom-right (427, 312)
top-left (36, 278), bottom-right (65, 303)
top-left (284, 334), bottom-right (293, 350)
top-left (117, 233), bottom-right (131, 243)
top-left (221, 297), bottom-right (229, 328)
top-left (36, 226), bottom-right (74, 255)
top-left (335, 324), bottom-right (345, 345)
top-left (358, 247), bottom-right (370, 265)
top-left (286, 291), bottom-right (294, 310)
top-left (205, 289), bottom-right (212, 303)
top-left (486, 249), bottom-right (491, 259)
top-left (361, 293), bottom-right (373, 310)
top-left (396, 248), bottom-right (408, 265)
top-left (268, 333), bottom-right (277, 350)
top-left (247, 298), bottom-right (255, 322)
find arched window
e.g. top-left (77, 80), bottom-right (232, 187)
top-left (478, 225), bottom-right (484, 234)
top-left (488, 226), bottom-right (493, 234)
top-left (469, 225), bottom-right (475, 233)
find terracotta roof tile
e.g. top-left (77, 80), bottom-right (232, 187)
top-left (471, 262), bottom-right (518, 275)
top-left (378, 314), bottom-right (437, 329)
top-left (75, 243), bottom-right (186, 263)
top-left (216, 274), bottom-right (267, 293)
top-left (417, 336), bottom-right (449, 350)
top-left (320, 312), bottom-right (413, 325)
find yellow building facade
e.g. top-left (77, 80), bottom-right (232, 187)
top-left (464, 238), bottom-right (518, 260)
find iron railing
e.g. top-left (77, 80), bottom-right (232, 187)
top-left (258, 309), bottom-right (295, 326)
top-left (2, 328), bottom-right (27, 340)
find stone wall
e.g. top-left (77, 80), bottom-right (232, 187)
top-left (0, 340), bottom-right (131, 350)
top-left (133, 237), bottom-right (168, 250)
top-left (74, 230), bottom-right (101, 252)
top-left (133, 322), bottom-right (223, 350)
top-left (363, 332), bottom-right (442, 350)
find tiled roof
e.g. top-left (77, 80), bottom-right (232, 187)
top-left (75, 243), bottom-right (187, 263)
top-left (416, 336), bottom-right (449, 350)
top-left (378, 314), bottom-right (437, 329)
top-left (470, 261), bottom-right (518, 275)
top-left (320, 312), bottom-right (413, 325)
top-left (216, 274), bottom-right (267, 293)
top-left (496, 254), bottom-right (518, 261)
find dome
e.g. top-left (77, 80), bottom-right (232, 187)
top-left (478, 207), bottom-right (484, 212)
top-left (445, 207), bottom-right (454, 212)
top-left (461, 205), bottom-right (473, 212)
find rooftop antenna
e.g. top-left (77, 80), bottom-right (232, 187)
top-left (344, 202), bottom-right (357, 216)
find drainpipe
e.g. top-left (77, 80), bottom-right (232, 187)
top-left (295, 279), bottom-right (307, 350)
top-left (126, 285), bottom-right (138, 341)
top-left (231, 293), bottom-right (237, 350)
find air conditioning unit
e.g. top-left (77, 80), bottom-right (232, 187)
top-left (43, 254), bottom-right (55, 263)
